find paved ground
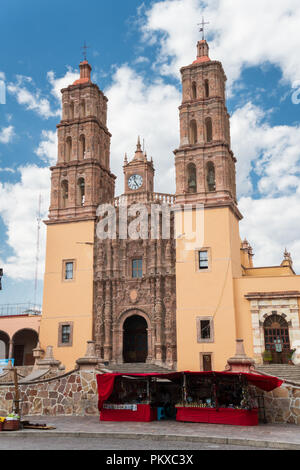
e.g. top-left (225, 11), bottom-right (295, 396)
top-left (0, 416), bottom-right (299, 450)
top-left (0, 435), bottom-right (271, 450)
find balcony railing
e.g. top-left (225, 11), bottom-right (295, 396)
top-left (0, 303), bottom-right (42, 317)
top-left (114, 192), bottom-right (176, 207)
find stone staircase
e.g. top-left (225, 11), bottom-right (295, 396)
top-left (256, 364), bottom-right (300, 383)
top-left (98, 363), bottom-right (175, 374)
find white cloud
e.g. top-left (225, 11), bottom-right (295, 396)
top-left (0, 126), bottom-right (14, 144)
top-left (35, 130), bottom-right (57, 166)
top-left (142, 0), bottom-right (300, 89)
top-left (105, 65), bottom-right (180, 195)
top-left (230, 102), bottom-right (300, 198)
top-left (0, 165), bottom-right (50, 281)
top-left (7, 67), bottom-right (79, 119)
top-left (229, 101), bottom-right (300, 271)
top-left (47, 68), bottom-right (78, 102)
top-left (0, 168), bottom-right (15, 173)
top-left (7, 76), bottom-right (59, 119)
top-left (239, 195), bottom-right (300, 273)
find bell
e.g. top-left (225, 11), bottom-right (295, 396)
top-left (207, 170), bottom-right (215, 190)
top-left (188, 178), bottom-right (196, 192)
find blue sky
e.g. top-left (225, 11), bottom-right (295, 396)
top-left (0, 0), bottom-right (300, 306)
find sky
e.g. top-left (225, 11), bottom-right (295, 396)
top-left (0, 0), bottom-right (300, 306)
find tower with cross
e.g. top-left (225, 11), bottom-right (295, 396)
top-left (198, 16), bottom-right (210, 40)
top-left (81, 41), bottom-right (90, 61)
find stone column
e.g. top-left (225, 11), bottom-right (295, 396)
top-left (32, 341), bottom-right (45, 370)
top-left (36, 345), bottom-right (61, 373)
top-left (225, 339), bottom-right (256, 374)
top-left (8, 340), bottom-right (14, 360)
top-left (76, 341), bottom-right (100, 371)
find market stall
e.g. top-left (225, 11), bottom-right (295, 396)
top-left (96, 372), bottom-right (182, 422)
top-left (175, 372), bottom-right (271, 426)
top-left (96, 371), bottom-right (282, 425)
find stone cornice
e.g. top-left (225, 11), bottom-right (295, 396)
top-left (61, 82), bottom-right (108, 102)
top-left (44, 216), bottom-right (97, 226)
top-left (57, 116), bottom-right (111, 137)
top-left (245, 291), bottom-right (300, 300)
top-left (50, 160), bottom-right (117, 180)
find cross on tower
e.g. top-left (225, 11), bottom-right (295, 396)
top-left (81, 41), bottom-right (90, 61)
top-left (198, 17), bottom-right (210, 40)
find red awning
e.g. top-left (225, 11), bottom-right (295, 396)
top-left (96, 371), bottom-right (283, 410)
top-left (181, 371), bottom-right (283, 392)
top-left (96, 372), bottom-right (182, 410)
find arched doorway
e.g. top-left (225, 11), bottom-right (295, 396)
top-left (12, 329), bottom-right (38, 366)
top-left (123, 315), bottom-right (148, 363)
top-left (0, 331), bottom-right (9, 360)
top-left (264, 315), bottom-right (291, 364)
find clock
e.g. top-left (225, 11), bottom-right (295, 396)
top-left (128, 174), bottom-right (143, 190)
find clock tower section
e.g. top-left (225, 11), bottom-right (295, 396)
top-left (123, 137), bottom-right (154, 195)
top-left (40, 59), bottom-right (116, 371)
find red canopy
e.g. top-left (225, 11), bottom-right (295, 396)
top-left (96, 371), bottom-right (283, 410)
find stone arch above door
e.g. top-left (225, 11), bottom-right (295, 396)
top-left (114, 309), bottom-right (153, 364)
top-left (245, 292), bottom-right (300, 365)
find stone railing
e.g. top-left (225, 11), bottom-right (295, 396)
top-left (114, 192), bottom-right (176, 207)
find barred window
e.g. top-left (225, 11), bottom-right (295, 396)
top-left (200, 320), bottom-right (211, 339)
top-left (199, 250), bottom-right (209, 270)
top-left (132, 259), bottom-right (143, 278)
top-left (61, 325), bottom-right (71, 344)
top-left (65, 261), bottom-right (74, 280)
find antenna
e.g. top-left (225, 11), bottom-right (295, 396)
top-left (34, 194), bottom-right (42, 310)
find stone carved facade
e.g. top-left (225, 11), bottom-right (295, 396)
top-left (93, 142), bottom-right (177, 367)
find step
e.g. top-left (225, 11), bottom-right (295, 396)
top-left (100, 363), bottom-right (175, 374)
top-left (256, 364), bottom-right (300, 382)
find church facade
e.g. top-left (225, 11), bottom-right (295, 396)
top-left (39, 41), bottom-right (300, 372)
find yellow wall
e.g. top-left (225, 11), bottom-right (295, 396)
top-left (176, 206), bottom-right (242, 371)
top-left (39, 220), bottom-right (95, 371)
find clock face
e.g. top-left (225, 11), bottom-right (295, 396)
top-left (128, 174), bottom-right (143, 190)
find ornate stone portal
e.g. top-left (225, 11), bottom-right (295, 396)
top-left (93, 142), bottom-right (177, 368)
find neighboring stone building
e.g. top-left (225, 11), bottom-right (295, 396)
top-left (39, 39), bottom-right (300, 373)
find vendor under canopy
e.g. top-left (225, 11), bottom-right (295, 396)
top-left (96, 371), bottom-right (283, 425)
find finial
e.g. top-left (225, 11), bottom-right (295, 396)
top-left (198, 16), bottom-right (210, 41)
top-left (284, 248), bottom-right (292, 261)
top-left (124, 152), bottom-right (128, 164)
top-left (137, 136), bottom-right (142, 151)
top-left (81, 41), bottom-right (90, 62)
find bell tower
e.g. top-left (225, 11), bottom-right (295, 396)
top-left (175, 40), bottom-right (243, 372)
top-left (48, 59), bottom-right (115, 222)
top-left (174, 39), bottom-right (241, 219)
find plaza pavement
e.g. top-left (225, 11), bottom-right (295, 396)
top-left (1, 416), bottom-right (300, 450)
